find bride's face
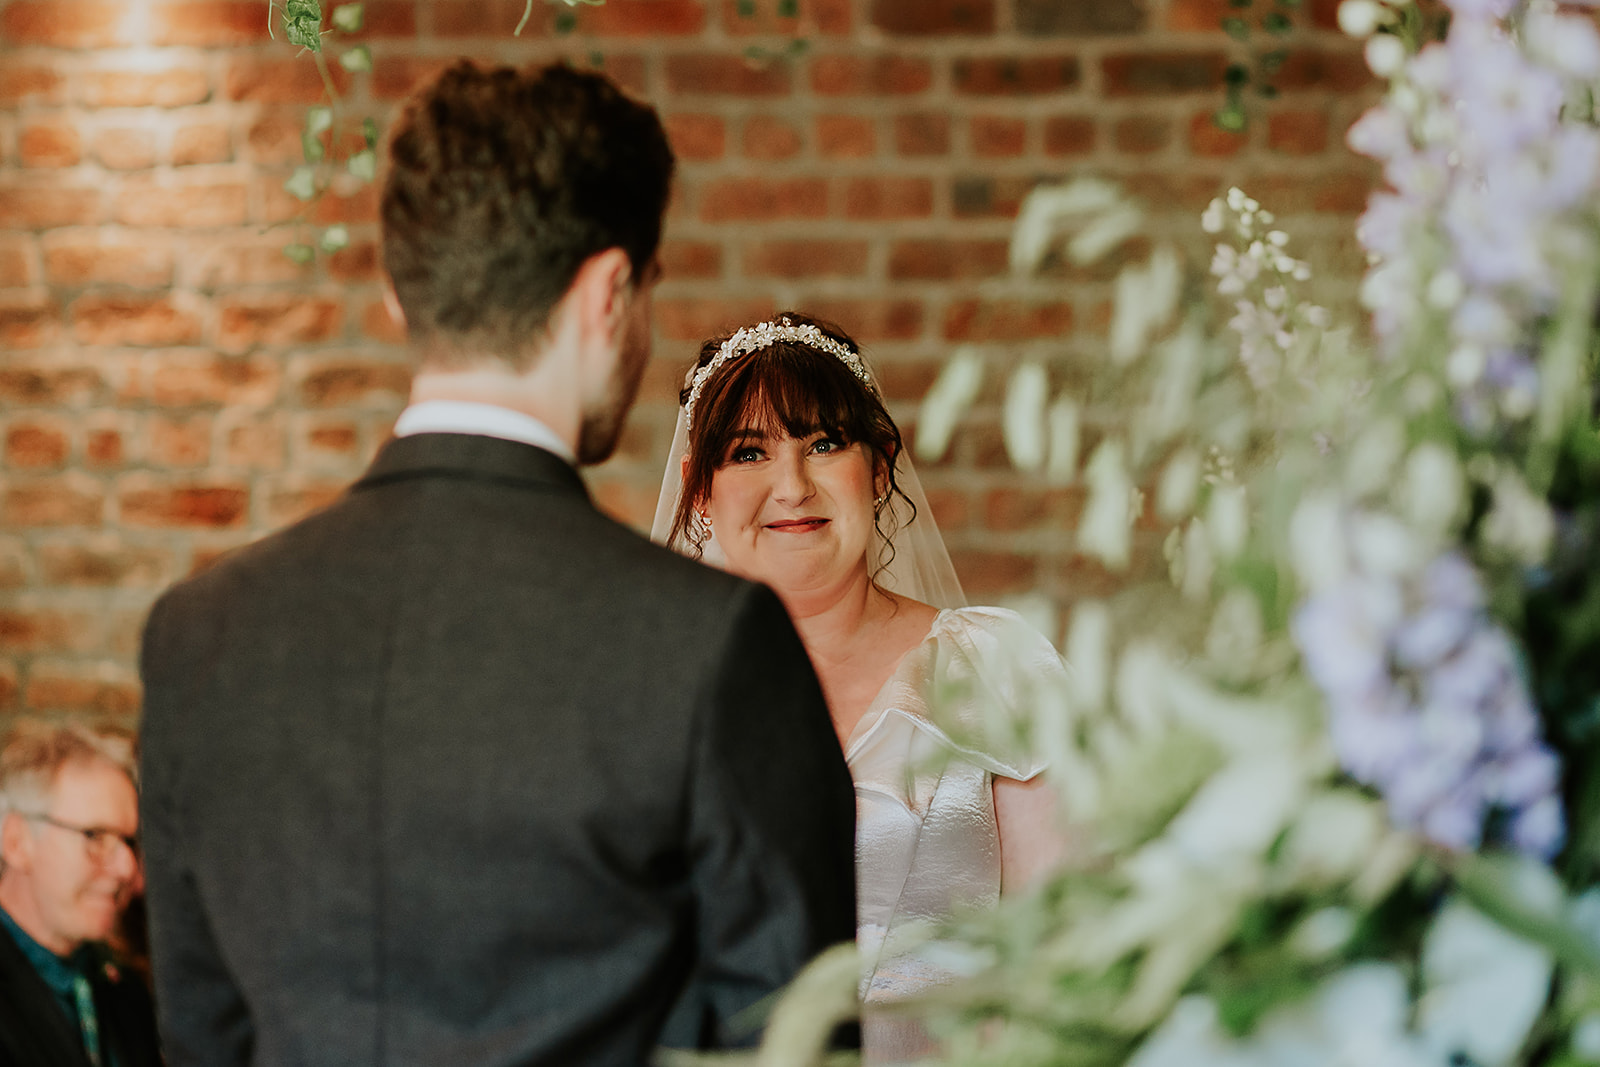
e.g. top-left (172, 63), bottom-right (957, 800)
top-left (704, 424), bottom-right (881, 597)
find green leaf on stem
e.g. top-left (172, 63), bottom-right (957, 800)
top-left (339, 45), bottom-right (372, 72)
top-left (362, 117), bottom-right (380, 149)
top-left (302, 130), bottom-right (325, 162)
top-left (306, 106), bottom-right (334, 136)
top-left (348, 149), bottom-right (377, 181)
top-left (285, 166), bottom-right (318, 201)
top-left (778, 0), bottom-right (800, 16)
top-left (1224, 62), bottom-right (1250, 86)
top-left (1228, 0), bottom-right (1252, 6)
top-left (1257, 83), bottom-right (1279, 98)
top-left (1223, 16), bottom-right (1250, 39)
top-left (284, 244), bottom-right (316, 264)
top-left (588, 50), bottom-right (605, 67)
top-left (1263, 11), bottom-right (1292, 34)
top-left (554, 9), bottom-right (577, 33)
top-left (1259, 49), bottom-right (1288, 74)
top-left (736, 0), bottom-right (756, 15)
top-left (332, 1), bottom-right (363, 31)
top-left (320, 224), bottom-right (351, 252)
top-left (283, 0), bottom-right (324, 50)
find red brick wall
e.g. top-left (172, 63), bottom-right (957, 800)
top-left (0, 0), bottom-right (1376, 720)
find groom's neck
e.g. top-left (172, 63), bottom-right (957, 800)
top-left (407, 349), bottom-right (581, 456)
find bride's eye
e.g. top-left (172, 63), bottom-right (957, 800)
top-left (810, 436), bottom-right (846, 455)
top-left (728, 445), bottom-right (764, 464)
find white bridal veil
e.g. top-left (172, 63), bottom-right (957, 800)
top-left (648, 355), bottom-right (968, 611)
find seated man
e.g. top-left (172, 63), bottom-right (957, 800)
top-left (0, 720), bottom-right (160, 1067)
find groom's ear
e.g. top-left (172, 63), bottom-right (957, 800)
top-left (568, 247), bottom-right (634, 344)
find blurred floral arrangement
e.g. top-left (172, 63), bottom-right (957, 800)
top-left (749, 1), bottom-right (1600, 1065)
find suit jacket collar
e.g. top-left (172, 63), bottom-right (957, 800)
top-left (0, 916), bottom-right (93, 1067)
top-left (355, 432), bottom-right (590, 501)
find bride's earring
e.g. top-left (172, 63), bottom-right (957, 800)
top-left (690, 509), bottom-right (713, 544)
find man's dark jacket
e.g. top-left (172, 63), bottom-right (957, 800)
top-left (0, 926), bottom-right (161, 1067)
top-left (137, 433), bottom-right (858, 1067)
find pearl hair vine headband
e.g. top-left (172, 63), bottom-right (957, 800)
top-left (682, 317), bottom-right (874, 430)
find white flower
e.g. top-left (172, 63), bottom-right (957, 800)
top-left (1481, 470), bottom-right (1555, 565)
top-left (1418, 900), bottom-right (1553, 1067)
top-left (1289, 907), bottom-right (1359, 960)
top-left (1166, 755), bottom-right (1307, 867)
top-left (1366, 34), bottom-right (1408, 76)
top-left (1399, 442), bottom-right (1463, 535)
top-left (1290, 493), bottom-right (1350, 594)
top-left (1065, 600), bottom-right (1112, 712)
top-left (1080, 439), bottom-right (1135, 570)
top-left (1338, 0), bottom-right (1386, 38)
top-left (1002, 361), bottom-right (1049, 471)
top-left (1157, 447), bottom-right (1202, 520)
top-left (1044, 396), bottom-right (1081, 484)
top-left (1280, 790), bottom-right (1385, 887)
top-left (915, 348), bottom-right (984, 462)
top-left (1207, 485), bottom-right (1249, 560)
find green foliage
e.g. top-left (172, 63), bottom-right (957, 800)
top-left (1212, 0), bottom-right (1300, 129)
top-left (281, 0), bottom-right (323, 50)
top-left (331, 1), bottom-right (362, 31)
top-left (339, 45), bottom-right (372, 72)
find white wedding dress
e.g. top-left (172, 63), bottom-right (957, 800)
top-left (849, 605), bottom-right (1067, 1063)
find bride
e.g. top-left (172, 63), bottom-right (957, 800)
top-left (652, 312), bottom-right (1070, 1061)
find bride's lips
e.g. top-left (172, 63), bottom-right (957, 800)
top-left (764, 517), bottom-right (829, 533)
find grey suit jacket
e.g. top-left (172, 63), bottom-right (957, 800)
top-left (138, 432), bottom-right (857, 1067)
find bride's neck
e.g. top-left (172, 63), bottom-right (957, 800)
top-left (781, 572), bottom-right (893, 664)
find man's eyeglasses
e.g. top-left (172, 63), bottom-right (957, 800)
top-left (20, 813), bottom-right (139, 864)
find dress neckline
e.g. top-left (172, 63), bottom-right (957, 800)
top-left (843, 607), bottom-right (957, 762)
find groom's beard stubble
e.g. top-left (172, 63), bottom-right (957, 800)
top-left (576, 325), bottom-right (651, 465)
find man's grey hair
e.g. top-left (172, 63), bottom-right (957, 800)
top-left (0, 719), bottom-right (138, 821)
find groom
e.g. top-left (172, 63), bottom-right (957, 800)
top-left (138, 61), bottom-right (857, 1066)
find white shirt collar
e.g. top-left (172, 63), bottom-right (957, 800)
top-left (392, 400), bottom-right (575, 464)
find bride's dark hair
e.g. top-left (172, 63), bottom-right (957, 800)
top-left (671, 312), bottom-right (914, 564)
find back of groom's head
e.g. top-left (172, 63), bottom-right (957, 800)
top-left (380, 61), bottom-right (674, 370)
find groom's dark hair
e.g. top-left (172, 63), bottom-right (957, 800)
top-left (380, 60), bottom-right (674, 370)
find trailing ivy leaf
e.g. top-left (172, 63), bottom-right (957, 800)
top-left (320, 224), bottom-right (351, 252)
top-left (362, 117), bottom-right (379, 149)
top-left (331, 1), bottom-right (363, 31)
top-left (339, 45), bottom-right (372, 72)
top-left (1257, 83), bottom-right (1280, 98)
top-left (302, 129), bottom-right (325, 162)
top-left (1277, 0), bottom-right (1301, 6)
top-left (778, 0), bottom-right (799, 17)
top-left (1222, 16), bottom-right (1250, 39)
top-left (1260, 49), bottom-right (1288, 74)
top-left (306, 106), bottom-right (334, 136)
top-left (1228, 0), bottom-right (1252, 6)
top-left (285, 166), bottom-right (318, 201)
top-left (785, 37), bottom-right (808, 57)
top-left (1224, 62), bottom-right (1250, 86)
top-left (1263, 11), bottom-right (1292, 34)
top-left (554, 10), bottom-right (577, 33)
top-left (348, 148), bottom-right (377, 181)
top-left (588, 50), bottom-right (604, 67)
top-left (283, 0), bottom-right (324, 50)
top-left (736, 0), bottom-right (756, 15)
top-left (284, 243), bottom-right (316, 264)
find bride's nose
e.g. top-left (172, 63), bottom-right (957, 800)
top-left (771, 449), bottom-right (816, 505)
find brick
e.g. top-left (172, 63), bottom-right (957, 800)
top-left (1275, 48), bottom-right (1371, 92)
top-left (895, 113), bottom-right (949, 156)
top-left (720, 0), bottom-right (851, 34)
top-left (810, 55), bottom-right (932, 95)
top-left (1189, 111), bottom-right (1248, 157)
top-left (310, 184), bottom-right (380, 226)
top-left (5, 422), bottom-right (70, 469)
top-left (360, 299), bottom-right (407, 343)
top-left (842, 177), bottom-right (933, 219)
top-left (71, 295), bottom-right (201, 347)
top-left (573, 0), bottom-right (705, 35)
top-left (79, 68), bottom-right (209, 107)
top-left (226, 57), bottom-right (347, 103)
top-left (947, 550), bottom-right (1036, 595)
top-left (971, 116), bottom-right (1028, 157)
top-left (304, 421), bottom-right (360, 455)
top-left (984, 486), bottom-right (1085, 531)
top-left (0, 183), bottom-right (101, 229)
top-left (656, 298), bottom-right (775, 342)
top-left (0, 241), bottom-right (34, 287)
top-left (1115, 115), bottom-right (1171, 153)
top-left (816, 115), bottom-right (876, 158)
top-left (872, 358), bottom-right (945, 402)
top-left (1268, 110), bottom-right (1330, 154)
top-left (954, 57), bottom-right (1081, 94)
top-left (0, 295), bottom-right (62, 349)
top-left (888, 239), bottom-right (1009, 280)
top-left (241, 110), bottom-right (304, 165)
top-left (295, 359), bottom-right (412, 407)
top-left (119, 478), bottom-right (249, 528)
top-left (0, 539), bottom-right (27, 588)
top-left (922, 486), bottom-right (970, 529)
top-left (0, 662), bottom-right (16, 708)
top-left (801, 298), bottom-right (922, 341)
top-left (1165, 0), bottom-right (1230, 31)
top-left (951, 175), bottom-right (1035, 219)
top-left (43, 234), bottom-right (172, 288)
top-left (1044, 115), bottom-right (1096, 155)
top-left (372, 56), bottom-right (454, 100)
top-left (431, 0), bottom-right (530, 34)
top-left (1018, 0), bottom-right (1143, 34)
top-left (0, 606), bottom-right (98, 654)
top-left (91, 127), bottom-right (158, 171)
top-left (185, 236), bottom-right (313, 287)
top-left (742, 116), bottom-right (803, 160)
top-left (266, 481), bottom-right (346, 526)
top-left (129, 353), bottom-right (281, 407)
top-left (20, 122), bottom-right (82, 168)
top-left (666, 54), bottom-right (791, 96)
top-left (1, 2), bottom-right (128, 47)
top-left (336, 0), bottom-right (417, 36)
top-left (148, 415), bottom-right (213, 467)
top-left (24, 661), bottom-right (140, 715)
top-left (0, 65), bottom-right (65, 105)
top-left (943, 299), bottom-right (1072, 340)
top-left (589, 55), bottom-right (649, 96)
top-left (328, 241), bottom-right (380, 283)
top-left (743, 240), bottom-right (869, 278)
top-left (173, 122), bottom-right (232, 166)
top-left (698, 177), bottom-right (828, 222)
top-left (38, 538), bottom-right (175, 587)
top-left (1123, 172), bottom-right (1229, 211)
top-left (663, 114), bottom-right (725, 162)
top-left (659, 239), bottom-right (722, 280)
top-left (1102, 51), bottom-right (1227, 96)
top-left (220, 412), bottom-right (287, 470)
top-left (2, 477), bottom-right (104, 526)
top-left (870, 0), bottom-right (993, 35)
top-left (0, 363), bottom-right (102, 407)
top-left (113, 178), bottom-right (248, 227)
top-left (85, 427), bottom-right (124, 467)
top-left (217, 296), bottom-right (343, 351)
top-left (150, 0), bottom-right (269, 44)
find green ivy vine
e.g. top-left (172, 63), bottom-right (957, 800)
top-left (1214, 0), bottom-right (1302, 132)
